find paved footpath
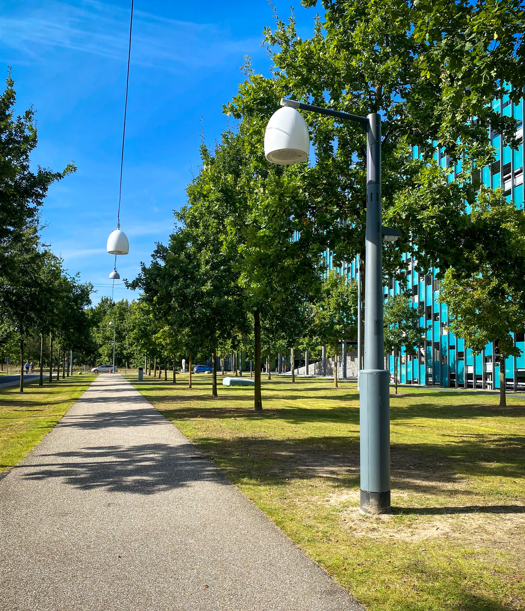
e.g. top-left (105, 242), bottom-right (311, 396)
top-left (0, 374), bottom-right (40, 389)
top-left (0, 374), bottom-right (362, 611)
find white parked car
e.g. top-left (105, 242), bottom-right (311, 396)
top-left (91, 365), bottom-right (118, 374)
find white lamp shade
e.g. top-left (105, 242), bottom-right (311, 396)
top-left (107, 229), bottom-right (129, 255)
top-left (264, 106), bottom-right (309, 165)
top-left (109, 270), bottom-right (120, 279)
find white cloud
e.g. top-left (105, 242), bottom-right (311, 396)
top-left (0, 0), bottom-right (261, 71)
top-left (54, 246), bottom-right (108, 260)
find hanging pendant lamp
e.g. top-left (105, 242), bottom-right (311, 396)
top-left (107, 0), bottom-right (134, 260)
top-left (107, 230), bottom-right (129, 255)
top-left (109, 269), bottom-right (121, 280)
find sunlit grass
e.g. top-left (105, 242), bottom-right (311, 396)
top-left (129, 372), bottom-right (525, 611)
top-left (0, 374), bottom-right (96, 473)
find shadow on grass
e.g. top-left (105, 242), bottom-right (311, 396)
top-left (152, 399), bottom-right (525, 432)
top-left (184, 433), bottom-right (524, 503)
top-left (393, 505), bottom-right (525, 515)
top-left (18, 443), bottom-right (227, 495)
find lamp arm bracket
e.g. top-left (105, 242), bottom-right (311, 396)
top-left (280, 98), bottom-right (368, 130)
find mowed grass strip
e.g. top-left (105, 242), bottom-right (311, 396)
top-left (128, 373), bottom-right (525, 611)
top-left (0, 375), bottom-right (96, 472)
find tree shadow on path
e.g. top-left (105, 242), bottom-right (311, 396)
top-left (19, 443), bottom-right (228, 495)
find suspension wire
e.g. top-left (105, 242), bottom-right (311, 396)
top-left (117, 0), bottom-right (134, 229)
top-left (112, 255), bottom-right (117, 301)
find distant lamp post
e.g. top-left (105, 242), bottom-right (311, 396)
top-left (109, 321), bottom-right (116, 373)
top-left (265, 98), bottom-right (395, 514)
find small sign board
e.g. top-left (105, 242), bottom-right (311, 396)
top-left (5, 357), bottom-right (10, 364)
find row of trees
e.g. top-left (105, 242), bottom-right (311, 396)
top-left (5, 1), bottom-right (525, 406)
top-left (0, 72), bottom-right (94, 391)
top-left (128, 0), bottom-right (525, 408)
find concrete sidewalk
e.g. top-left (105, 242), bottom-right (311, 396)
top-left (0, 374), bottom-right (362, 611)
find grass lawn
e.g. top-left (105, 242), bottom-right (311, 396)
top-left (0, 374), bottom-right (96, 473)
top-left (128, 373), bottom-right (525, 611)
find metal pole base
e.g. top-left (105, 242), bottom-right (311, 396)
top-left (359, 369), bottom-right (391, 514)
top-left (360, 489), bottom-right (391, 514)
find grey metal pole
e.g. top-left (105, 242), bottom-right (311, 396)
top-left (482, 348), bottom-right (486, 390)
top-left (360, 113), bottom-right (391, 514)
top-left (305, 350), bottom-right (309, 376)
top-left (357, 255), bottom-right (362, 390)
top-left (70, 350), bottom-right (73, 376)
top-left (342, 340), bottom-right (347, 379)
top-left (322, 345), bottom-right (327, 377)
top-left (112, 327), bottom-right (116, 373)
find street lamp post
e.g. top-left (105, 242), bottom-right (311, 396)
top-left (265, 99), bottom-right (399, 514)
top-left (109, 322), bottom-right (116, 373)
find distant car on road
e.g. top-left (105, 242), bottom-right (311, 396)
top-left (91, 365), bottom-right (118, 374)
top-left (193, 364), bottom-right (212, 374)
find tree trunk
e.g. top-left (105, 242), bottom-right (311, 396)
top-left (334, 343), bottom-right (338, 388)
top-left (57, 348), bottom-right (61, 381)
top-left (39, 334), bottom-right (44, 386)
top-left (231, 352), bottom-right (235, 374)
top-left (291, 347), bottom-right (295, 383)
top-left (49, 336), bottom-right (53, 382)
top-left (62, 352), bottom-right (66, 378)
top-left (164, 361), bottom-right (167, 381)
top-left (254, 310), bottom-right (262, 411)
top-left (153, 357), bottom-right (156, 378)
top-left (221, 357), bottom-right (225, 376)
top-left (66, 351), bottom-right (70, 377)
top-left (499, 359), bottom-right (506, 407)
top-left (188, 351), bottom-right (192, 389)
top-left (173, 355), bottom-right (176, 384)
top-left (250, 359), bottom-right (253, 378)
top-left (394, 352), bottom-right (398, 395)
top-left (19, 335), bottom-right (24, 393)
top-left (212, 352), bottom-right (218, 397)
top-left (267, 356), bottom-right (271, 380)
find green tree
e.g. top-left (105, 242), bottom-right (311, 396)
top-left (134, 127), bottom-right (323, 407)
top-left (46, 265), bottom-right (92, 379)
top-left (384, 294), bottom-right (428, 394)
top-left (210, 128), bottom-right (323, 408)
top-left (312, 271), bottom-right (358, 387)
top-left (226, 0), bottom-right (525, 286)
top-left (0, 241), bottom-right (66, 391)
top-left (130, 219), bottom-right (248, 396)
top-left (440, 193), bottom-right (525, 406)
top-left (0, 72), bottom-right (75, 280)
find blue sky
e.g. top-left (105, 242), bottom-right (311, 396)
top-left (0, 0), bottom-right (320, 304)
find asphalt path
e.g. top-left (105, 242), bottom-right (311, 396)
top-left (0, 374), bottom-right (363, 611)
top-left (0, 373), bottom-right (40, 389)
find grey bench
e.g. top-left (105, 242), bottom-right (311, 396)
top-left (222, 377), bottom-right (254, 387)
